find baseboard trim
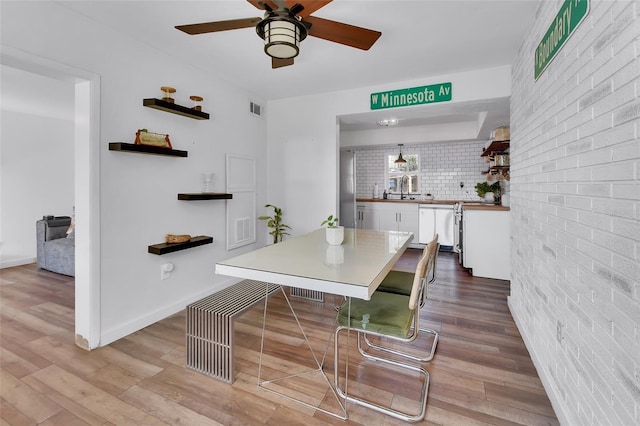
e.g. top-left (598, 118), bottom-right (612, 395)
top-left (99, 278), bottom-right (242, 347)
top-left (507, 296), bottom-right (570, 425)
top-left (1, 257), bottom-right (36, 269)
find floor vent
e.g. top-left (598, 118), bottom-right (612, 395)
top-left (290, 288), bottom-right (324, 302)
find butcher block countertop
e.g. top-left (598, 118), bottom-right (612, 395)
top-left (356, 198), bottom-right (510, 211)
top-left (356, 198), bottom-right (459, 204)
top-left (462, 204), bottom-right (510, 211)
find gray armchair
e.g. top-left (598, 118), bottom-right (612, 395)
top-left (36, 216), bottom-right (75, 276)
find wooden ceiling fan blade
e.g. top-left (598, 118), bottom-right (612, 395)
top-left (246, 0), bottom-right (280, 11)
top-left (285, 1), bottom-right (332, 17)
top-left (304, 16), bottom-right (381, 50)
top-left (175, 17), bottom-right (261, 35)
top-left (272, 57), bottom-right (294, 69)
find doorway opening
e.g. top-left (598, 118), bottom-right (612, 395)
top-left (1, 47), bottom-right (101, 349)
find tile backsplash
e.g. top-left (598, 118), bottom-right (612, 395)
top-left (353, 140), bottom-right (489, 201)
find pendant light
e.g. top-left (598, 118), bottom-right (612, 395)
top-left (395, 144), bottom-right (407, 165)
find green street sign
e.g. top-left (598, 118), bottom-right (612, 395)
top-left (370, 82), bottom-right (452, 110)
top-left (535, 0), bottom-right (590, 80)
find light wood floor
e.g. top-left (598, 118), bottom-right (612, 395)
top-left (0, 251), bottom-right (559, 425)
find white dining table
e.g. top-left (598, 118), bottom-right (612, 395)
top-left (215, 227), bottom-right (413, 419)
top-left (216, 228), bottom-right (413, 299)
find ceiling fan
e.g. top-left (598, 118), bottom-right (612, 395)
top-left (175, 0), bottom-right (382, 69)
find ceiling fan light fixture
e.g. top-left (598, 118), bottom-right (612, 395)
top-left (256, 13), bottom-right (308, 59)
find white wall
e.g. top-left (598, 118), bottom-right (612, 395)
top-left (510, 1), bottom-right (639, 425)
top-left (0, 65), bottom-right (75, 268)
top-left (1, 2), bottom-right (267, 346)
top-left (266, 65), bottom-right (512, 234)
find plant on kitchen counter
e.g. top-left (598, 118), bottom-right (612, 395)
top-left (321, 215), bottom-right (339, 228)
top-left (475, 181), bottom-right (501, 198)
top-left (258, 204), bottom-right (291, 244)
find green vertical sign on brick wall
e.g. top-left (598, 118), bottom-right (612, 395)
top-left (535, 0), bottom-right (590, 80)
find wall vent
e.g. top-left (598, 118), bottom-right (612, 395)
top-left (249, 101), bottom-right (263, 118)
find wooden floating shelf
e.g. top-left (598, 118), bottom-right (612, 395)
top-left (481, 140), bottom-right (510, 157)
top-left (148, 235), bottom-right (213, 255)
top-left (143, 98), bottom-right (210, 120)
top-left (178, 193), bottom-right (233, 200)
top-left (109, 142), bottom-right (188, 157)
top-left (482, 166), bottom-right (510, 173)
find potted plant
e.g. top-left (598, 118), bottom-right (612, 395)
top-left (321, 214), bottom-right (344, 245)
top-left (475, 181), bottom-right (501, 202)
top-left (258, 204), bottom-right (291, 244)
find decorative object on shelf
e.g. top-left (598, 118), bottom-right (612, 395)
top-left (492, 125), bottom-right (510, 141)
top-left (258, 204), bottom-right (290, 244)
top-left (161, 86), bottom-right (176, 103)
top-left (135, 129), bottom-right (172, 148)
top-left (165, 234), bottom-right (191, 244)
top-left (190, 95), bottom-right (203, 111)
top-left (202, 173), bottom-right (214, 192)
top-left (394, 144), bottom-right (407, 165)
top-left (321, 214), bottom-right (344, 245)
top-left (108, 142), bottom-right (187, 157)
top-left (495, 154), bottom-right (510, 166)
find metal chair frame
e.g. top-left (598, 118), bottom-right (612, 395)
top-left (333, 252), bottom-right (433, 422)
top-left (361, 236), bottom-right (440, 363)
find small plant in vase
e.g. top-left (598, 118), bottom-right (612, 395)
top-left (321, 214), bottom-right (344, 245)
top-left (258, 204), bottom-right (291, 244)
top-left (475, 181), bottom-right (501, 203)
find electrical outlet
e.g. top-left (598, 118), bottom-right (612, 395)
top-left (160, 263), bottom-right (174, 280)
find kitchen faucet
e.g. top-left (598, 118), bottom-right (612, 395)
top-left (400, 175), bottom-right (409, 200)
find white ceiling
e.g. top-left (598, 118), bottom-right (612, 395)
top-left (56, 0), bottom-right (541, 136)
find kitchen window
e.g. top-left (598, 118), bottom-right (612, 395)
top-left (386, 153), bottom-right (420, 194)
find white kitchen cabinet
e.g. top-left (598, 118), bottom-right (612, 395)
top-left (462, 208), bottom-right (510, 280)
top-left (356, 204), bottom-right (374, 229)
top-left (418, 205), bottom-right (455, 246)
top-left (374, 203), bottom-right (419, 246)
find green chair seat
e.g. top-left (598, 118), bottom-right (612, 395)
top-left (337, 292), bottom-right (412, 339)
top-left (376, 270), bottom-right (413, 296)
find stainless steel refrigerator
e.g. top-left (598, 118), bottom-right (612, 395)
top-left (339, 150), bottom-right (356, 228)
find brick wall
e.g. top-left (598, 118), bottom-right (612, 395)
top-left (509, 1), bottom-right (639, 425)
top-left (353, 140), bottom-right (490, 200)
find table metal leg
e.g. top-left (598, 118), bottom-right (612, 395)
top-left (257, 284), bottom-right (348, 420)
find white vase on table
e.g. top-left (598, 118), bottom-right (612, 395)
top-left (325, 226), bottom-right (344, 245)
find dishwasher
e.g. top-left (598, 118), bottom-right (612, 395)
top-left (418, 204), bottom-right (455, 250)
